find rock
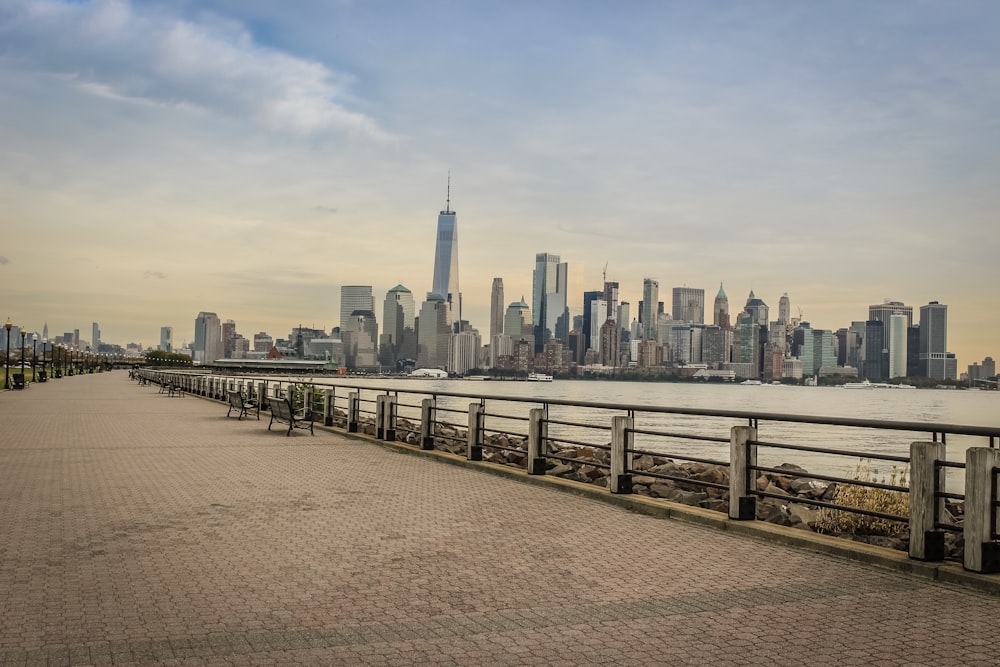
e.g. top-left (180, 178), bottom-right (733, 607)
top-left (763, 482), bottom-right (790, 497)
top-left (632, 475), bottom-right (659, 486)
top-left (548, 463), bottom-right (575, 477)
top-left (790, 478), bottom-right (830, 498)
top-left (648, 482), bottom-right (676, 498)
top-left (578, 465), bottom-right (606, 481)
top-left (787, 503), bottom-right (821, 527)
top-left (775, 462), bottom-right (809, 475)
top-left (702, 499), bottom-right (728, 513)
top-left (634, 455), bottom-right (656, 471)
top-left (692, 466), bottom-right (728, 486)
top-left (663, 488), bottom-right (708, 506)
top-left (649, 462), bottom-right (682, 478)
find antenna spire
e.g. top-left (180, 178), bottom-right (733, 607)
top-left (446, 171), bottom-right (451, 213)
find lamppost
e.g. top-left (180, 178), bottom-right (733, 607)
top-left (20, 329), bottom-right (27, 377)
top-left (32, 333), bottom-right (38, 380)
top-left (41, 338), bottom-right (48, 381)
top-left (4, 320), bottom-right (12, 390)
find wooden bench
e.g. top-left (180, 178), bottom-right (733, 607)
top-left (159, 382), bottom-right (182, 396)
top-left (227, 390), bottom-right (259, 420)
top-left (268, 397), bottom-right (314, 436)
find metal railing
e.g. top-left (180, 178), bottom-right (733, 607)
top-left (136, 369), bottom-right (1000, 574)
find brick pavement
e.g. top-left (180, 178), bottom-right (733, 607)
top-left (1, 372), bottom-right (998, 666)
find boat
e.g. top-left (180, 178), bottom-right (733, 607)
top-left (526, 373), bottom-right (553, 382)
top-left (739, 379), bottom-right (762, 385)
top-left (843, 380), bottom-right (874, 389)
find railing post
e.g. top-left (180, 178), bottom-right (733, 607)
top-left (324, 388), bottom-right (335, 426)
top-left (610, 415), bottom-right (634, 493)
top-left (964, 447), bottom-right (1000, 573)
top-left (347, 392), bottom-right (360, 433)
top-left (258, 382), bottom-right (267, 409)
top-left (467, 403), bottom-right (484, 461)
top-left (376, 395), bottom-right (387, 439)
top-left (729, 425), bottom-right (758, 520)
top-left (909, 441), bottom-right (946, 561)
top-left (384, 395), bottom-right (397, 442)
top-left (527, 407), bottom-right (548, 475)
top-left (420, 398), bottom-right (436, 450)
top-left (303, 386), bottom-right (313, 416)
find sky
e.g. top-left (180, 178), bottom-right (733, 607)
top-left (1, 0), bottom-right (998, 364)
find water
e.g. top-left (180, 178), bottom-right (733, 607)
top-left (248, 374), bottom-right (1000, 488)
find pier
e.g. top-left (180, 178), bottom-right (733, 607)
top-left (2, 372), bottom-right (999, 665)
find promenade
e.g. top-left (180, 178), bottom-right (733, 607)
top-left (1, 373), bottom-right (998, 666)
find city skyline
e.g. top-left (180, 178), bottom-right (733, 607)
top-left (2, 1), bottom-right (999, 365)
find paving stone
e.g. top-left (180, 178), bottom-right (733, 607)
top-left (0, 373), bottom-right (999, 665)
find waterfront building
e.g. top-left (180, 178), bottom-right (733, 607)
top-left (193, 312), bottom-right (222, 364)
top-left (636, 339), bottom-right (662, 368)
top-left (340, 286), bottom-right (374, 332)
top-left (672, 287), bottom-right (705, 324)
top-left (864, 320), bottom-right (888, 381)
top-left (782, 357), bottom-right (803, 380)
top-left (159, 326), bottom-right (173, 352)
top-left (984, 357), bottom-right (997, 378)
top-left (888, 313), bottom-right (907, 378)
top-left (92, 322), bottom-right (101, 352)
top-left (232, 335), bottom-right (249, 359)
top-left (919, 301), bottom-right (956, 380)
top-left (343, 310), bottom-right (378, 368)
top-left (431, 182), bottom-right (461, 323)
top-left (811, 329), bottom-right (837, 376)
top-left (763, 344), bottom-right (784, 382)
top-left (567, 330), bottom-right (586, 365)
top-left (732, 312), bottom-right (760, 379)
top-left (713, 283), bottom-right (730, 330)
top-left (907, 325), bottom-right (921, 377)
top-left (641, 278), bottom-right (659, 341)
top-left (795, 322), bottom-right (815, 375)
top-left (848, 321), bottom-right (866, 371)
top-left (448, 330), bottom-right (481, 375)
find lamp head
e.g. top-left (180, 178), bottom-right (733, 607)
top-left (4, 320), bottom-right (11, 332)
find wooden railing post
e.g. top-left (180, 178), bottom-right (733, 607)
top-left (467, 403), bottom-right (484, 461)
top-left (964, 447), bottom-right (1000, 573)
top-left (384, 395), bottom-right (397, 442)
top-left (527, 407), bottom-right (548, 475)
top-left (729, 425), bottom-right (758, 520)
top-left (376, 395), bottom-right (387, 439)
top-left (258, 382), bottom-right (267, 409)
top-left (347, 392), bottom-right (360, 433)
top-left (909, 441), bottom-right (946, 561)
top-left (610, 415), bottom-right (634, 493)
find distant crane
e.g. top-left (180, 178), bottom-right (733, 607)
top-left (602, 262), bottom-right (608, 284)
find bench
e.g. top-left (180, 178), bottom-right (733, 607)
top-left (268, 397), bottom-right (314, 436)
top-left (227, 390), bottom-right (259, 420)
top-left (159, 382), bottom-right (182, 396)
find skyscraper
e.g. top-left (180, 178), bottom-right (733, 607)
top-left (713, 283), bottom-right (730, 330)
top-left (919, 301), bottom-right (955, 379)
top-left (381, 284), bottom-right (415, 347)
top-left (641, 278), bottom-right (659, 341)
top-left (159, 326), bottom-right (173, 352)
top-left (489, 278), bottom-right (504, 340)
top-left (869, 300), bottom-right (913, 328)
top-left (193, 312), bottom-right (222, 364)
top-left (92, 322), bottom-right (100, 351)
top-left (888, 313), bottom-right (907, 378)
top-left (431, 177), bottom-right (460, 321)
top-left (340, 286), bottom-right (374, 332)
top-left (531, 252), bottom-right (559, 352)
top-left (778, 293), bottom-right (791, 325)
top-left (671, 287), bottom-right (705, 324)
top-left (504, 298), bottom-right (532, 340)
top-left (603, 281), bottom-right (619, 321)
top-left (222, 319), bottom-right (236, 359)
top-left (417, 295), bottom-right (451, 369)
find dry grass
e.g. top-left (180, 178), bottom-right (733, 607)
top-left (816, 460), bottom-right (910, 537)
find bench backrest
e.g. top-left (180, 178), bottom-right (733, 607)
top-left (227, 391), bottom-right (244, 408)
top-left (271, 397), bottom-right (293, 419)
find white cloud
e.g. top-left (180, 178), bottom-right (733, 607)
top-left (0, 0), bottom-right (386, 137)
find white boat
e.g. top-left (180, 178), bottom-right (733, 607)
top-left (526, 373), bottom-right (553, 382)
top-left (739, 379), bottom-right (762, 385)
top-left (843, 380), bottom-right (874, 389)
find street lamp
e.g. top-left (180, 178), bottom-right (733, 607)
top-left (41, 338), bottom-right (48, 381)
top-left (4, 320), bottom-right (12, 390)
top-left (20, 329), bottom-right (27, 377)
top-left (32, 333), bottom-right (38, 380)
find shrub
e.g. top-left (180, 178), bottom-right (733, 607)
top-left (815, 460), bottom-right (910, 537)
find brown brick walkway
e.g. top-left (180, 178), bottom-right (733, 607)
top-left (1, 372), bottom-right (998, 666)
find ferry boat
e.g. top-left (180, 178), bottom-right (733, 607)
top-left (526, 373), bottom-right (553, 382)
top-left (842, 380), bottom-right (874, 389)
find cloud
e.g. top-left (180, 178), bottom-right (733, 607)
top-left (0, 0), bottom-right (387, 137)
top-left (144, 270), bottom-right (167, 279)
